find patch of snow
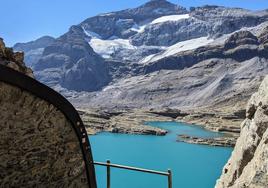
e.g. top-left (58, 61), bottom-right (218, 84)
top-left (82, 27), bottom-right (101, 38)
top-left (89, 38), bottom-right (136, 59)
top-left (130, 24), bottom-right (147, 33)
top-left (130, 14), bottom-right (190, 34)
top-left (140, 37), bottom-right (214, 64)
top-left (151, 14), bottom-right (190, 24)
top-left (98, 13), bottom-right (115, 17)
top-left (116, 18), bottom-right (133, 24)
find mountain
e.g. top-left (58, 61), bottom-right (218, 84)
top-left (71, 26), bottom-right (268, 111)
top-left (13, 36), bottom-right (55, 68)
top-left (15, 0), bottom-right (268, 113)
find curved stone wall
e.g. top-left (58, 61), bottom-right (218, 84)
top-left (0, 81), bottom-right (89, 187)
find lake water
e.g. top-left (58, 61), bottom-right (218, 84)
top-left (89, 121), bottom-right (233, 188)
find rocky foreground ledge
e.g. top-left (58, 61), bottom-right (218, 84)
top-left (0, 38), bottom-right (33, 77)
top-left (216, 76), bottom-right (268, 188)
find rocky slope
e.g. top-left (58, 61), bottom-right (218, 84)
top-left (216, 76), bottom-right (268, 188)
top-left (72, 27), bottom-right (268, 111)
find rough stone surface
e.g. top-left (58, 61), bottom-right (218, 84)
top-left (0, 82), bottom-right (88, 187)
top-left (216, 76), bottom-right (268, 188)
top-left (0, 38), bottom-right (33, 77)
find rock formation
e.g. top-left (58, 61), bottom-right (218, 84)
top-left (216, 76), bottom-right (268, 188)
top-left (0, 38), bottom-right (33, 77)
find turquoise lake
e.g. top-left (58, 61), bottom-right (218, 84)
top-left (89, 121), bottom-right (233, 188)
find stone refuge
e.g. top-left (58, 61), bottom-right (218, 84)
top-left (0, 39), bottom-right (91, 187)
top-left (216, 75), bottom-right (268, 188)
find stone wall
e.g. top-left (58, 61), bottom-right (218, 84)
top-left (0, 38), bottom-right (89, 187)
top-left (216, 76), bottom-right (268, 188)
top-left (0, 82), bottom-right (89, 187)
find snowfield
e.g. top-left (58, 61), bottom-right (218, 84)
top-left (82, 14), bottom-right (209, 61)
top-left (83, 26), bottom-right (137, 59)
top-left (140, 37), bottom-right (214, 64)
top-left (151, 14), bottom-right (190, 24)
top-left (89, 38), bottom-right (136, 59)
top-left (130, 14), bottom-right (190, 34)
top-left (82, 27), bottom-right (101, 38)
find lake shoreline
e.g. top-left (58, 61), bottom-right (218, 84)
top-left (79, 108), bottom-right (241, 147)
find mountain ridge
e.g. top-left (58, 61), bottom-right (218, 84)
top-left (13, 1), bottom-right (268, 113)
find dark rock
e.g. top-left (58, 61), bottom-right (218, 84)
top-left (224, 31), bottom-right (259, 50)
top-left (36, 25), bottom-right (111, 91)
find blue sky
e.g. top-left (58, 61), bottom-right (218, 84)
top-left (1, 0), bottom-right (268, 46)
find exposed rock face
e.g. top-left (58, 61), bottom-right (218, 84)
top-left (216, 76), bottom-right (268, 188)
top-left (13, 36), bottom-right (55, 68)
top-left (35, 26), bottom-right (110, 91)
top-left (0, 38), bottom-right (33, 77)
top-left (130, 6), bottom-right (267, 46)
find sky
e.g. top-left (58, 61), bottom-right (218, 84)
top-left (1, 0), bottom-right (268, 46)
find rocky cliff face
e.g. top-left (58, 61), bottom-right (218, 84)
top-left (0, 38), bottom-right (33, 77)
top-left (35, 26), bottom-right (110, 91)
top-left (216, 76), bottom-right (268, 188)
